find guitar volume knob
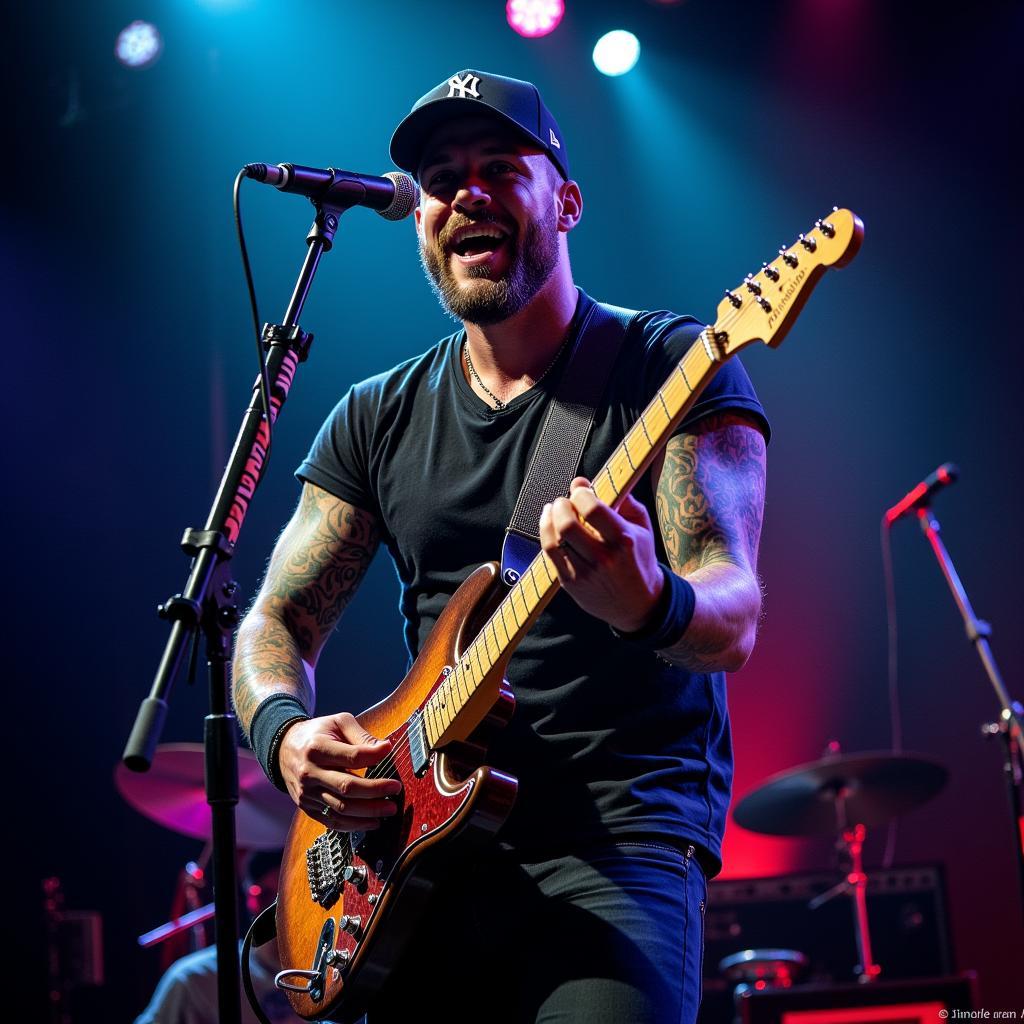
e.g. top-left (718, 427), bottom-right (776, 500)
top-left (339, 914), bottom-right (363, 935)
top-left (342, 865), bottom-right (368, 890)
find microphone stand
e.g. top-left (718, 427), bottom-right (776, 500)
top-left (122, 195), bottom-right (354, 1024)
top-left (914, 504), bottom-right (1024, 927)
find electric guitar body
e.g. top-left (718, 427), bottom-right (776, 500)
top-left (276, 560), bottom-right (520, 1022)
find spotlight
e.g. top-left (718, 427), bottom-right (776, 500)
top-left (114, 20), bottom-right (163, 70)
top-left (506, 0), bottom-right (564, 39)
top-left (592, 30), bottom-right (640, 77)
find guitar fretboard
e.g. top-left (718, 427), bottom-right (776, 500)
top-left (421, 327), bottom-right (724, 749)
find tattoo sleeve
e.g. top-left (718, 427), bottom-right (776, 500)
top-left (231, 482), bottom-right (380, 734)
top-left (653, 412), bottom-right (767, 672)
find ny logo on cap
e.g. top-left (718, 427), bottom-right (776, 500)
top-left (549, 129), bottom-right (561, 150)
top-left (447, 73), bottom-right (481, 100)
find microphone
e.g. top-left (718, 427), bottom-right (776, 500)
top-left (243, 163), bottom-right (419, 221)
top-left (884, 462), bottom-right (960, 525)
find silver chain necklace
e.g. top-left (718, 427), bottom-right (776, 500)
top-left (463, 334), bottom-right (572, 411)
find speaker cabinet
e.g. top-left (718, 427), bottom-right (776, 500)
top-left (738, 974), bottom-right (976, 1024)
top-left (700, 865), bottom-right (954, 1024)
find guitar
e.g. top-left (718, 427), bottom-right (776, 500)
top-left (274, 208), bottom-right (864, 1021)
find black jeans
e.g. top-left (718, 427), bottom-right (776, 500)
top-left (368, 840), bottom-right (706, 1024)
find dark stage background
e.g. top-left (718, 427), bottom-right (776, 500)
top-left (5, 0), bottom-right (1022, 1019)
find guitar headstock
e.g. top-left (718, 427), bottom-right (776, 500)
top-left (713, 207), bottom-right (863, 355)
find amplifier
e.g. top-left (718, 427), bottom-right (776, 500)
top-left (738, 974), bottom-right (976, 1024)
top-left (699, 864), bottom-right (953, 1024)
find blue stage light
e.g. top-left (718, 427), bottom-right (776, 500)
top-left (593, 30), bottom-right (640, 77)
top-left (114, 21), bottom-right (163, 70)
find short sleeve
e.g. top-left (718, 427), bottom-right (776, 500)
top-left (634, 310), bottom-right (771, 441)
top-left (295, 382), bottom-right (382, 518)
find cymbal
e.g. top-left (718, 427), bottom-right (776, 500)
top-left (115, 743), bottom-right (295, 850)
top-left (732, 750), bottom-right (948, 837)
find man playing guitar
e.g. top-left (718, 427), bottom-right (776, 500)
top-left (233, 70), bottom-right (768, 1023)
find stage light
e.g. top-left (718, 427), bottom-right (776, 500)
top-left (114, 20), bottom-right (163, 69)
top-left (506, 0), bottom-right (564, 39)
top-left (593, 30), bottom-right (640, 76)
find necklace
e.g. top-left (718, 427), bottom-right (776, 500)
top-left (463, 333), bottom-right (572, 411)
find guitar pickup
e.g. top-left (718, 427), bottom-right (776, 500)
top-left (408, 709), bottom-right (430, 776)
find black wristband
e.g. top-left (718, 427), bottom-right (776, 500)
top-left (248, 693), bottom-right (309, 792)
top-left (610, 563), bottom-right (696, 650)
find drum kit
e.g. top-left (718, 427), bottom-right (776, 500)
top-left (724, 745), bottom-right (948, 992)
top-left (119, 740), bottom-right (952, 1011)
top-left (115, 743), bottom-right (295, 953)
top-left (120, 739), bottom-right (948, 987)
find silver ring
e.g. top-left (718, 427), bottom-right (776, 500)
top-left (320, 803), bottom-right (331, 817)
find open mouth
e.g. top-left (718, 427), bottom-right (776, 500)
top-left (447, 224), bottom-right (511, 265)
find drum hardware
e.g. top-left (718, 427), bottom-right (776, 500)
top-left (732, 746), bottom-right (948, 984)
top-left (138, 900), bottom-right (216, 948)
top-left (720, 948), bottom-right (808, 1023)
top-left (116, 743), bottom-right (292, 956)
top-left (114, 742), bottom-right (295, 849)
top-left (43, 877), bottom-right (104, 1024)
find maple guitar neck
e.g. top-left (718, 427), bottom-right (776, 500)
top-left (420, 329), bottom-right (726, 750)
top-left (421, 207), bottom-right (864, 752)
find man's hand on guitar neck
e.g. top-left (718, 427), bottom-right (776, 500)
top-left (278, 713), bottom-right (403, 832)
top-left (540, 413), bottom-right (766, 674)
top-left (540, 477), bottom-right (665, 634)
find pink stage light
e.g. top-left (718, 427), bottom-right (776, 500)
top-left (506, 0), bottom-right (565, 39)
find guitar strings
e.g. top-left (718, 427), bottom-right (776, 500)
top-left (359, 308), bottom-right (753, 786)
top-left (351, 244), bottom-right (819, 789)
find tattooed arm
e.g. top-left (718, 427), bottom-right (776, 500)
top-left (650, 412), bottom-right (766, 672)
top-left (232, 481), bottom-right (379, 726)
top-left (539, 411), bottom-right (765, 674)
top-left (232, 482), bottom-right (402, 830)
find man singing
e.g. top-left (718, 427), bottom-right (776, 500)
top-left (233, 70), bottom-right (768, 1023)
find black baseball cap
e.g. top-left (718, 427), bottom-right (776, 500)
top-left (390, 70), bottom-right (569, 182)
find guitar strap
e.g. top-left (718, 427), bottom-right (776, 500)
top-left (500, 299), bottom-right (640, 586)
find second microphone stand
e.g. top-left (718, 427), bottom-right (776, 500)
top-left (914, 503), bottom-right (1024, 927)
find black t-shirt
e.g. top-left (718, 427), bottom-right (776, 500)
top-left (297, 289), bottom-right (769, 875)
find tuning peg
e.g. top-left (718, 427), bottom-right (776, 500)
top-left (762, 262), bottom-right (780, 282)
top-left (756, 297), bottom-right (772, 312)
top-left (744, 275), bottom-right (762, 295)
top-left (815, 218), bottom-right (835, 238)
top-left (798, 233), bottom-right (816, 252)
top-left (779, 248), bottom-right (799, 268)
top-left (724, 288), bottom-right (742, 308)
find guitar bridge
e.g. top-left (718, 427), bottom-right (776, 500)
top-left (306, 831), bottom-right (351, 909)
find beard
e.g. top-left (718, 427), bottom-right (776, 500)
top-left (419, 211), bottom-right (560, 326)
